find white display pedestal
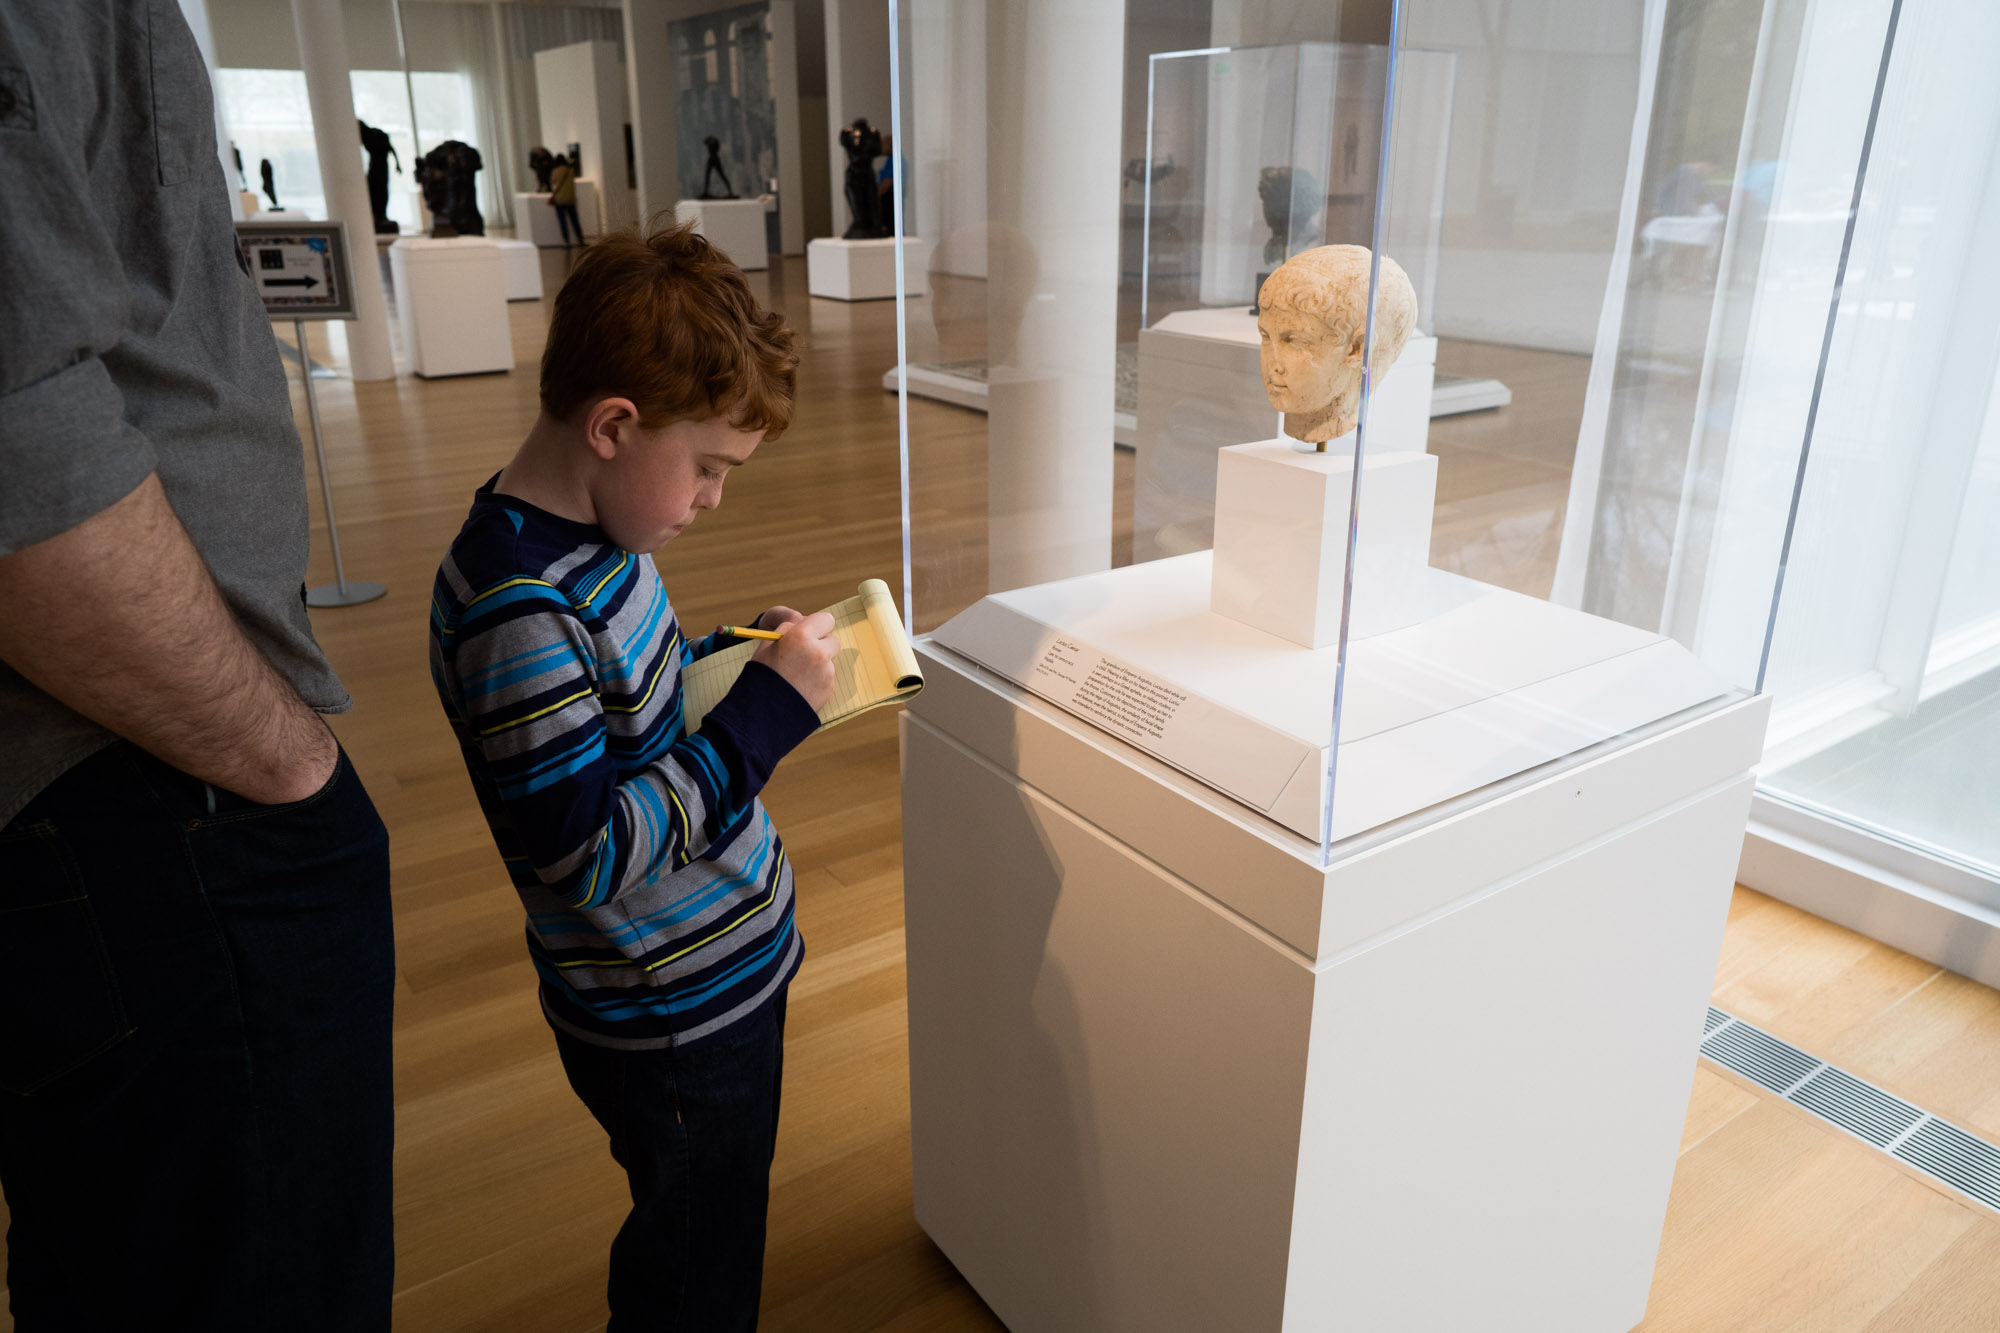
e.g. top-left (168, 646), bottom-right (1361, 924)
top-left (675, 198), bottom-right (769, 271)
top-left (1211, 440), bottom-right (1437, 647)
top-left (903, 567), bottom-right (1769, 1332)
top-left (1133, 309), bottom-right (1436, 560)
top-left (494, 239), bottom-right (543, 301)
top-left (514, 192), bottom-right (564, 247)
top-left (572, 178), bottom-right (605, 239)
top-left (807, 236), bottom-right (930, 300)
top-left (388, 238), bottom-right (512, 378)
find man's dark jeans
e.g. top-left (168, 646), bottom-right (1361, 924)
top-left (555, 992), bottom-right (788, 1332)
top-left (0, 741), bottom-right (395, 1331)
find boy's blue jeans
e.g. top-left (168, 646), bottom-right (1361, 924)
top-left (555, 991), bottom-right (788, 1332)
top-left (0, 741), bottom-right (395, 1331)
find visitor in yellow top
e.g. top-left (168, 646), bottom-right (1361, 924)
top-left (548, 155), bottom-right (581, 246)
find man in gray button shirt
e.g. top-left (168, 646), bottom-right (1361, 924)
top-left (0, 4), bottom-right (393, 1327)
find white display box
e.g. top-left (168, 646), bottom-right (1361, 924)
top-left (1211, 440), bottom-right (1436, 647)
top-left (675, 198), bottom-right (769, 271)
top-left (514, 192), bottom-right (563, 247)
top-left (903, 584), bottom-right (1769, 1332)
top-left (931, 553), bottom-right (1732, 842)
top-left (495, 239), bottom-right (543, 301)
top-left (1133, 309), bottom-right (1435, 560)
top-left (388, 238), bottom-right (512, 379)
top-left (808, 236), bottom-right (930, 300)
top-left (572, 178), bottom-right (604, 239)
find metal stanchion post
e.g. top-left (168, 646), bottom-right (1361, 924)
top-left (296, 319), bottom-right (386, 607)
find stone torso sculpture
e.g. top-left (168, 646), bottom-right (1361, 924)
top-left (1257, 244), bottom-right (1417, 448)
top-left (700, 135), bottom-right (737, 200)
top-left (840, 118), bottom-right (889, 239)
top-left (417, 140), bottom-right (485, 237)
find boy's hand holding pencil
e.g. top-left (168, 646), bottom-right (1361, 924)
top-left (746, 608), bottom-right (840, 710)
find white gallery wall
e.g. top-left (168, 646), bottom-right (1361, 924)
top-left (1403, 0), bottom-right (1647, 353)
top-left (901, 0), bottom-right (987, 278)
top-left (536, 38), bottom-right (637, 229)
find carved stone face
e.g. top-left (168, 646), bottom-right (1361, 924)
top-left (1259, 305), bottom-right (1360, 424)
top-left (1256, 245), bottom-right (1417, 445)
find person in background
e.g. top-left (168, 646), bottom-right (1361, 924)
top-left (0, 4), bottom-right (395, 1328)
top-left (550, 151), bottom-right (582, 246)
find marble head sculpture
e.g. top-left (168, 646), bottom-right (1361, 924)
top-left (1257, 244), bottom-right (1418, 448)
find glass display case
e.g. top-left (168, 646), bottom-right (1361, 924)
top-left (884, 0), bottom-right (1880, 861)
top-left (885, 6), bottom-right (1927, 1328)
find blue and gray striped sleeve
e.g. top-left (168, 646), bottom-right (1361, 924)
top-left (442, 584), bottom-right (818, 910)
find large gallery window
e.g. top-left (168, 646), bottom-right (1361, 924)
top-left (215, 68), bottom-right (478, 230)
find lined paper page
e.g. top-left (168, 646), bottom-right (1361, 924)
top-left (679, 579), bottom-right (923, 736)
top-left (679, 638), bottom-right (757, 733)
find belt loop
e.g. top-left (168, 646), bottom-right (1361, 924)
top-left (203, 783), bottom-right (217, 816)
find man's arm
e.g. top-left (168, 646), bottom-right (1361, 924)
top-left (0, 13), bottom-right (335, 805)
top-left (0, 475), bottom-right (337, 804)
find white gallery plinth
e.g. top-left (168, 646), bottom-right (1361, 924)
top-left (494, 238), bottom-right (543, 301)
top-left (1133, 307), bottom-right (1436, 560)
top-left (903, 555), bottom-right (1768, 1331)
top-left (513, 192), bottom-right (563, 246)
top-left (571, 178), bottom-right (604, 238)
top-left (675, 198), bottom-right (768, 271)
top-left (516, 183), bottom-right (604, 245)
top-left (807, 236), bottom-right (930, 300)
top-left (388, 238), bottom-right (512, 378)
top-left (1211, 440), bottom-right (1437, 647)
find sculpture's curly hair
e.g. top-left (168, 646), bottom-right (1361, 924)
top-left (540, 215), bottom-right (799, 439)
top-left (1257, 244), bottom-right (1417, 363)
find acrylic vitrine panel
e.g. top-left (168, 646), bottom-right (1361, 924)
top-left (1131, 43), bottom-right (1452, 570)
top-left (1745, 0), bottom-right (2000, 889)
top-left (891, 0), bottom-right (1870, 861)
top-left (890, 5), bottom-right (1395, 853)
top-left (1336, 0), bottom-right (1921, 856)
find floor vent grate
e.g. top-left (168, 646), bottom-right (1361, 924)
top-left (1701, 1008), bottom-right (2000, 1215)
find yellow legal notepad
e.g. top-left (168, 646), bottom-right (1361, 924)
top-left (680, 578), bottom-right (925, 734)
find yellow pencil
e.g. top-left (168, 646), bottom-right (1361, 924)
top-left (718, 625), bottom-right (787, 640)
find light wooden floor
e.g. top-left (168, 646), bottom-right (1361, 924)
top-left (5, 254), bottom-right (1997, 1330)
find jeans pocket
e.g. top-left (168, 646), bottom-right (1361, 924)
top-left (191, 750), bottom-right (350, 827)
top-left (0, 823), bottom-right (134, 1096)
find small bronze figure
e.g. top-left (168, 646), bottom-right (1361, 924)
top-left (699, 135), bottom-right (737, 200)
top-left (840, 119), bottom-right (889, 239)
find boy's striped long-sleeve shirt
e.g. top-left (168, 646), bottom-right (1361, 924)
top-left (429, 480), bottom-right (816, 1049)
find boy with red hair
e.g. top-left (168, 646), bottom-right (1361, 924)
top-left (429, 220), bottom-right (835, 1330)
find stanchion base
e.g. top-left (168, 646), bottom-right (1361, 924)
top-left (306, 580), bottom-right (387, 608)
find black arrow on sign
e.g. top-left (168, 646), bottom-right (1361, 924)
top-left (264, 275), bottom-right (319, 289)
